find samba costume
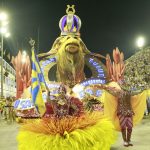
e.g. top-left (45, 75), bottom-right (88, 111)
top-left (93, 82), bottom-right (147, 147)
top-left (17, 5), bottom-right (116, 150)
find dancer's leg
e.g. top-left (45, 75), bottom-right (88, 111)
top-left (126, 116), bottom-right (133, 146)
top-left (118, 114), bottom-right (128, 146)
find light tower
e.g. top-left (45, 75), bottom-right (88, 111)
top-left (0, 12), bottom-right (10, 99)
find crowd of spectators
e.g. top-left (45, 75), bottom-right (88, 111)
top-left (124, 47), bottom-right (150, 91)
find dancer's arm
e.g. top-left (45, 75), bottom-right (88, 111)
top-left (93, 84), bottom-right (121, 97)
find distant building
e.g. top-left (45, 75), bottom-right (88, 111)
top-left (0, 56), bottom-right (16, 98)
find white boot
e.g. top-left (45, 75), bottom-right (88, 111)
top-left (128, 141), bottom-right (133, 146)
top-left (123, 141), bottom-right (129, 147)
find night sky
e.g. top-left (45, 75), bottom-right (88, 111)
top-left (1, 0), bottom-right (150, 59)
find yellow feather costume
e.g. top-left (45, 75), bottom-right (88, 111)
top-left (17, 112), bottom-right (117, 150)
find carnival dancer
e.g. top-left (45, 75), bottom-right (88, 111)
top-left (93, 82), bottom-right (145, 147)
top-left (53, 84), bottom-right (70, 117)
top-left (43, 84), bottom-right (83, 118)
top-left (54, 84), bottom-right (84, 117)
top-left (43, 91), bottom-right (54, 117)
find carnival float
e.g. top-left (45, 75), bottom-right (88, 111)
top-left (14, 5), bottom-right (150, 149)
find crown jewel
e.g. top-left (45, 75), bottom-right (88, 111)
top-left (59, 5), bottom-right (81, 36)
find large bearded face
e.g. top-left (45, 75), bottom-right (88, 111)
top-left (50, 35), bottom-right (89, 86)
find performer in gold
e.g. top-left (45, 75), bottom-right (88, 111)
top-left (92, 82), bottom-right (147, 147)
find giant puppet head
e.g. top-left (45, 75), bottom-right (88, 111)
top-left (39, 5), bottom-right (106, 87)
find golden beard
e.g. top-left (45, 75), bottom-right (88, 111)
top-left (52, 35), bottom-right (87, 85)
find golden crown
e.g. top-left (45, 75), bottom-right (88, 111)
top-left (59, 5), bottom-right (81, 36)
